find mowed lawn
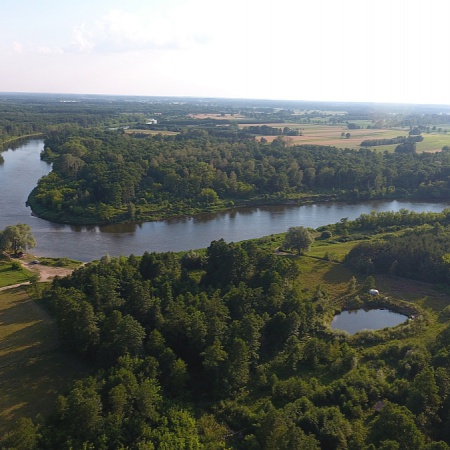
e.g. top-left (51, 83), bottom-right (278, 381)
top-left (0, 257), bottom-right (31, 288)
top-left (0, 287), bottom-right (87, 434)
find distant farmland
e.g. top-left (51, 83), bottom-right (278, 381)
top-left (127, 120), bottom-right (450, 153)
top-left (240, 123), bottom-right (450, 152)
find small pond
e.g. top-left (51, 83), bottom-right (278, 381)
top-left (331, 309), bottom-right (408, 335)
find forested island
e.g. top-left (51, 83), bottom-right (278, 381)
top-left (4, 94), bottom-right (450, 449)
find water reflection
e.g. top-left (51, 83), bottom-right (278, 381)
top-left (1, 136), bottom-right (45, 152)
top-left (331, 309), bottom-right (408, 335)
top-left (100, 222), bottom-right (139, 233)
top-left (3, 139), bottom-right (450, 262)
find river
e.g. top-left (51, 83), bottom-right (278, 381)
top-left (2, 139), bottom-right (450, 262)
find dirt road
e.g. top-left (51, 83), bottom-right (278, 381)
top-left (24, 263), bottom-right (75, 282)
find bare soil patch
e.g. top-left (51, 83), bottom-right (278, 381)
top-left (23, 263), bottom-right (74, 282)
top-left (15, 254), bottom-right (81, 283)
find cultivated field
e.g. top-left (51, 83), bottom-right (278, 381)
top-left (125, 117), bottom-right (450, 153)
top-left (239, 123), bottom-right (450, 152)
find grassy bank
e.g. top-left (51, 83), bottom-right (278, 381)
top-left (0, 134), bottom-right (44, 149)
top-left (0, 255), bottom-right (32, 288)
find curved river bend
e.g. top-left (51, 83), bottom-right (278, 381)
top-left (2, 139), bottom-right (450, 262)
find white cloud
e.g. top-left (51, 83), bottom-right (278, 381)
top-left (71, 23), bottom-right (95, 53)
top-left (12, 41), bottom-right (24, 53)
top-left (69, 8), bottom-right (210, 54)
top-left (37, 46), bottom-right (64, 55)
top-left (10, 40), bottom-right (64, 56)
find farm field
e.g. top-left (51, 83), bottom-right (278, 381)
top-left (188, 113), bottom-right (247, 120)
top-left (124, 129), bottom-right (179, 136)
top-left (125, 117), bottom-right (450, 152)
top-left (240, 122), bottom-right (450, 152)
top-left (0, 287), bottom-right (87, 434)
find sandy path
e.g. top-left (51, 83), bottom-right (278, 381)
top-left (23, 263), bottom-right (75, 282)
top-left (0, 252), bottom-right (82, 292)
top-left (0, 282), bottom-right (30, 292)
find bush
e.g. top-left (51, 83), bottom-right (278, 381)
top-left (10, 261), bottom-right (21, 270)
top-left (320, 230), bottom-right (333, 239)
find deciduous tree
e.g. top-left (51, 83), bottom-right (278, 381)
top-left (283, 226), bottom-right (314, 254)
top-left (0, 223), bottom-right (35, 255)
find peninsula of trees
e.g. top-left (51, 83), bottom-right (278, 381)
top-left (27, 126), bottom-right (450, 225)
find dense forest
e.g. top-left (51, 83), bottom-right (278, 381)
top-left (0, 94), bottom-right (343, 144)
top-left (4, 215), bottom-right (450, 448)
top-left (27, 126), bottom-right (450, 224)
top-left (5, 95), bottom-right (450, 448)
top-left (3, 92), bottom-right (450, 145)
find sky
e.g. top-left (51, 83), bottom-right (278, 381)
top-left (1, 0), bottom-right (450, 105)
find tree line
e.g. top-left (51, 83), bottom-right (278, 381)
top-left (346, 224), bottom-right (450, 283)
top-left (360, 135), bottom-right (423, 147)
top-left (241, 125), bottom-right (301, 136)
top-left (28, 127), bottom-right (450, 225)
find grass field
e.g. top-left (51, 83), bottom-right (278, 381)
top-left (237, 122), bottom-right (450, 152)
top-left (0, 256), bottom-right (32, 288)
top-left (294, 236), bottom-right (450, 314)
top-left (126, 119), bottom-right (450, 153)
top-left (125, 129), bottom-right (179, 136)
top-left (0, 287), bottom-right (87, 434)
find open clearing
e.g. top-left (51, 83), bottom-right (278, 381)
top-left (0, 287), bottom-right (86, 434)
top-left (125, 129), bottom-right (179, 136)
top-left (239, 123), bottom-right (450, 152)
top-left (188, 113), bottom-right (246, 120)
top-left (19, 261), bottom-right (75, 282)
top-left (126, 119), bottom-right (450, 152)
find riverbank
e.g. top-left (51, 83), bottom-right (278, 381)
top-left (17, 253), bottom-right (82, 282)
top-left (26, 187), bottom-right (405, 227)
top-left (0, 252), bottom-right (81, 286)
top-left (4, 137), bottom-right (450, 260)
top-left (0, 133), bottom-right (44, 149)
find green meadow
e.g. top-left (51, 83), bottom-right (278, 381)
top-left (0, 287), bottom-right (87, 434)
top-left (0, 256), bottom-right (32, 288)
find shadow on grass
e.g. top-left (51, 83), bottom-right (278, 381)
top-left (0, 351), bottom-right (87, 434)
top-left (0, 288), bottom-right (88, 434)
top-left (0, 294), bottom-right (47, 327)
top-left (314, 259), bottom-right (357, 286)
top-left (0, 321), bottom-right (57, 366)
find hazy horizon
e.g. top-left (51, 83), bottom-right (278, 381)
top-left (2, 0), bottom-right (449, 106)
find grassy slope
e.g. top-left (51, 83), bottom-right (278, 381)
top-left (0, 287), bottom-right (87, 435)
top-left (0, 256), bottom-right (32, 288)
